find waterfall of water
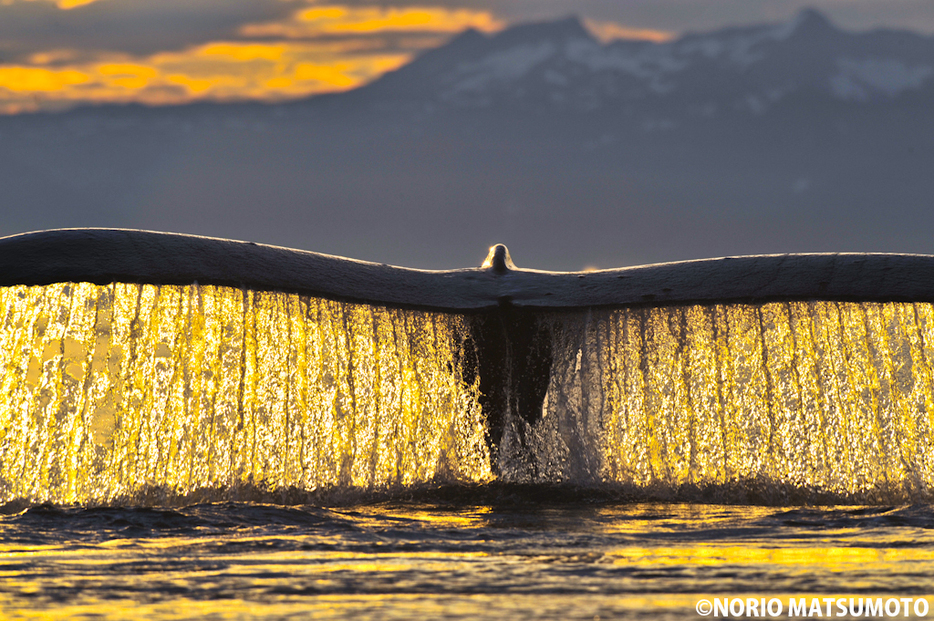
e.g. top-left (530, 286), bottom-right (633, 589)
top-left (1, 281), bottom-right (933, 504)
top-left (0, 283), bottom-right (490, 505)
top-left (522, 302), bottom-right (934, 501)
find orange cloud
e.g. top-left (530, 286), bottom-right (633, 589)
top-left (165, 73), bottom-right (216, 94)
top-left (56, 0), bottom-right (98, 9)
top-left (301, 6), bottom-right (503, 33)
top-left (161, 41), bottom-right (408, 96)
top-left (289, 62), bottom-right (357, 88)
top-left (97, 63), bottom-right (159, 89)
top-left (293, 55), bottom-right (405, 87)
top-left (0, 3), bottom-right (505, 113)
top-left (0, 38), bottom-right (411, 113)
top-left (242, 5), bottom-right (503, 38)
top-left (3, 0), bottom-right (101, 8)
top-left (585, 19), bottom-right (675, 43)
top-left (199, 43), bottom-right (288, 63)
top-left (0, 65), bottom-right (89, 92)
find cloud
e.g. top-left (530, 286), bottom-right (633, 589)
top-left (0, 1), bottom-right (508, 112)
top-left (583, 19), bottom-right (674, 43)
top-left (0, 65), bottom-right (88, 92)
top-left (4, 0), bottom-right (934, 113)
top-left (57, 0), bottom-right (100, 9)
top-left (296, 5), bottom-right (502, 33)
top-left (0, 0), bottom-right (502, 63)
top-left (239, 5), bottom-right (503, 43)
top-left (0, 37), bottom-right (414, 114)
top-left (0, 0), bottom-right (294, 60)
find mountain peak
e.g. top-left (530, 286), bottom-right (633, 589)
top-left (493, 15), bottom-right (595, 45)
top-left (351, 6), bottom-right (932, 114)
top-left (783, 7), bottom-right (836, 38)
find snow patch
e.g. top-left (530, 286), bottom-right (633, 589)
top-left (831, 58), bottom-right (933, 100)
top-left (565, 40), bottom-right (687, 76)
top-left (676, 14), bottom-right (821, 69)
top-left (448, 42), bottom-right (557, 92)
top-left (676, 28), bottom-right (782, 67)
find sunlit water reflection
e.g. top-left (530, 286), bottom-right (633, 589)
top-left (1, 491), bottom-right (932, 620)
top-left (2, 283), bottom-right (934, 618)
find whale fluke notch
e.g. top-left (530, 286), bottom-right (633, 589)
top-left (482, 244), bottom-right (516, 274)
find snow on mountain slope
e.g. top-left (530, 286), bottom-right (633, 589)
top-left (359, 8), bottom-right (934, 114)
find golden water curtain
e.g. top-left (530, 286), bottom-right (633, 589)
top-left (0, 283), bottom-right (491, 505)
top-left (2, 281), bottom-right (934, 504)
top-left (529, 302), bottom-right (934, 500)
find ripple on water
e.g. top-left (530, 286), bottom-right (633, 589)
top-left (0, 491), bottom-right (931, 620)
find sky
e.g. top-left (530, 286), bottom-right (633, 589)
top-left (2, 0), bottom-right (934, 114)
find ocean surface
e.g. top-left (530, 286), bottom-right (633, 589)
top-left (2, 486), bottom-right (933, 620)
top-left (3, 285), bottom-right (934, 618)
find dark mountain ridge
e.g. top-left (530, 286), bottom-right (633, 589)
top-left (352, 8), bottom-right (934, 117)
top-left (1, 9), bottom-right (933, 270)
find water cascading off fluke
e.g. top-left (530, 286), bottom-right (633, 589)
top-left (472, 244), bottom-right (555, 474)
top-left (2, 228), bottom-right (934, 504)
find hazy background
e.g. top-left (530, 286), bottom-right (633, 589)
top-left (2, 0), bottom-right (933, 270)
